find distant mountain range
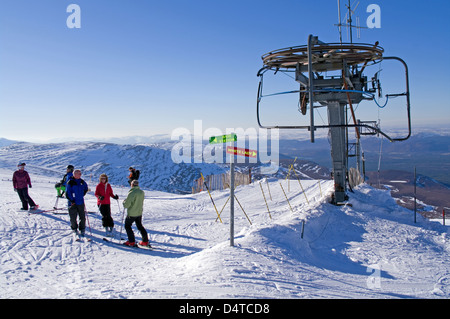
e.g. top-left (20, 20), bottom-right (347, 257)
top-left (0, 140), bottom-right (328, 194)
top-left (1, 131), bottom-right (448, 217)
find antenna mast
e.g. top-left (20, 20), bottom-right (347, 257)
top-left (337, 0), bottom-right (343, 44)
top-left (347, 0), bottom-right (353, 43)
top-left (337, 0), bottom-right (362, 43)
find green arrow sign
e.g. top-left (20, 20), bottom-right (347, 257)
top-left (209, 133), bottom-right (237, 144)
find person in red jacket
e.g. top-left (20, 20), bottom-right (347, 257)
top-left (95, 173), bottom-right (119, 237)
top-left (12, 162), bottom-right (38, 211)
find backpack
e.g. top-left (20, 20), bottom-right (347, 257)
top-left (135, 170), bottom-right (140, 180)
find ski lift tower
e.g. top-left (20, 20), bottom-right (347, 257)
top-left (256, 35), bottom-right (411, 204)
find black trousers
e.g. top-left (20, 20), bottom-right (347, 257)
top-left (98, 204), bottom-right (114, 228)
top-left (17, 188), bottom-right (36, 210)
top-left (69, 204), bottom-right (86, 232)
top-left (124, 216), bottom-right (148, 243)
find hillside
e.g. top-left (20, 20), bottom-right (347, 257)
top-left (0, 141), bottom-right (330, 194)
top-left (0, 166), bottom-right (448, 299)
top-left (366, 170), bottom-right (450, 219)
top-left (0, 141), bottom-right (226, 194)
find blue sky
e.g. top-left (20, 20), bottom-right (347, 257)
top-left (1, 0), bottom-right (449, 142)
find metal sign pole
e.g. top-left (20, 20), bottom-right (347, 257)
top-left (230, 139), bottom-right (235, 247)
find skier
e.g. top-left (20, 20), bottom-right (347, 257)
top-left (95, 173), bottom-right (119, 237)
top-left (55, 165), bottom-right (74, 198)
top-left (54, 165), bottom-right (74, 209)
top-left (127, 167), bottom-right (140, 185)
top-left (12, 162), bottom-right (38, 211)
top-left (66, 169), bottom-right (89, 237)
top-left (122, 180), bottom-right (150, 248)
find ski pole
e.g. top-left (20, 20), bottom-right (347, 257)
top-left (84, 205), bottom-right (92, 236)
top-left (54, 196), bottom-right (59, 210)
top-left (117, 199), bottom-right (126, 244)
top-left (97, 203), bottom-right (102, 229)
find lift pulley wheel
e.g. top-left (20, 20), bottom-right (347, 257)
top-left (262, 43), bottom-right (384, 72)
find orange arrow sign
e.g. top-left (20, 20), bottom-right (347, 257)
top-left (226, 146), bottom-right (257, 158)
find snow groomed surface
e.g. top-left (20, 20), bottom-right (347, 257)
top-left (0, 168), bottom-right (448, 299)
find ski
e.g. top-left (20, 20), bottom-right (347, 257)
top-left (102, 238), bottom-right (154, 250)
top-left (28, 208), bottom-right (94, 215)
top-left (53, 211), bottom-right (69, 215)
top-left (102, 237), bottom-right (125, 242)
top-left (28, 207), bottom-right (65, 215)
top-left (137, 243), bottom-right (153, 250)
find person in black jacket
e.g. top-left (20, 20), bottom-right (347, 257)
top-left (127, 167), bottom-right (140, 185)
top-left (55, 165), bottom-right (74, 198)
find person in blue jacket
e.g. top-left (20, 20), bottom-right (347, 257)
top-left (66, 169), bottom-right (89, 236)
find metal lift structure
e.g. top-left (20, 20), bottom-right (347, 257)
top-left (256, 31), bottom-right (411, 204)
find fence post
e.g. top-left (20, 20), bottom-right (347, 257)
top-left (259, 182), bottom-right (272, 219)
top-left (200, 172), bottom-right (222, 223)
top-left (301, 220), bottom-right (305, 239)
top-left (266, 179), bottom-right (272, 201)
top-left (234, 195), bottom-right (252, 225)
top-left (414, 167), bottom-right (417, 223)
top-left (293, 170), bottom-right (310, 204)
top-left (279, 183), bottom-right (294, 213)
top-left (443, 209), bottom-right (446, 226)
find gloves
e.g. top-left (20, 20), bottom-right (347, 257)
top-left (113, 195), bottom-right (119, 200)
top-left (98, 196), bottom-right (105, 201)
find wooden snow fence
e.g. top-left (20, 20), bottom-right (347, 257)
top-left (192, 171), bottom-right (251, 194)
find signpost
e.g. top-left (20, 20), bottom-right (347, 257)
top-left (209, 133), bottom-right (237, 246)
top-left (208, 134), bottom-right (258, 247)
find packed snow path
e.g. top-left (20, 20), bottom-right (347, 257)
top-left (0, 168), bottom-right (448, 298)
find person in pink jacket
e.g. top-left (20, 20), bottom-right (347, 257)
top-left (12, 163), bottom-right (38, 211)
top-left (95, 173), bottom-right (119, 237)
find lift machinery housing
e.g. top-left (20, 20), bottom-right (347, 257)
top-left (257, 35), bottom-right (411, 204)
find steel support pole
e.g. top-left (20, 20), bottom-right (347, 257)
top-left (327, 101), bottom-right (347, 203)
top-left (307, 34), bottom-right (315, 143)
top-left (230, 160), bottom-right (235, 246)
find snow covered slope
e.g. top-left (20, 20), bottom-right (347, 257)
top-left (0, 167), bottom-right (448, 299)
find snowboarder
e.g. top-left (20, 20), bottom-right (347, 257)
top-left (127, 167), bottom-right (140, 185)
top-left (66, 169), bottom-right (89, 237)
top-left (95, 173), bottom-right (119, 237)
top-left (122, 180), bottom-right (150, 248)
top-left (12, 162), bottom-right (38, 211)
